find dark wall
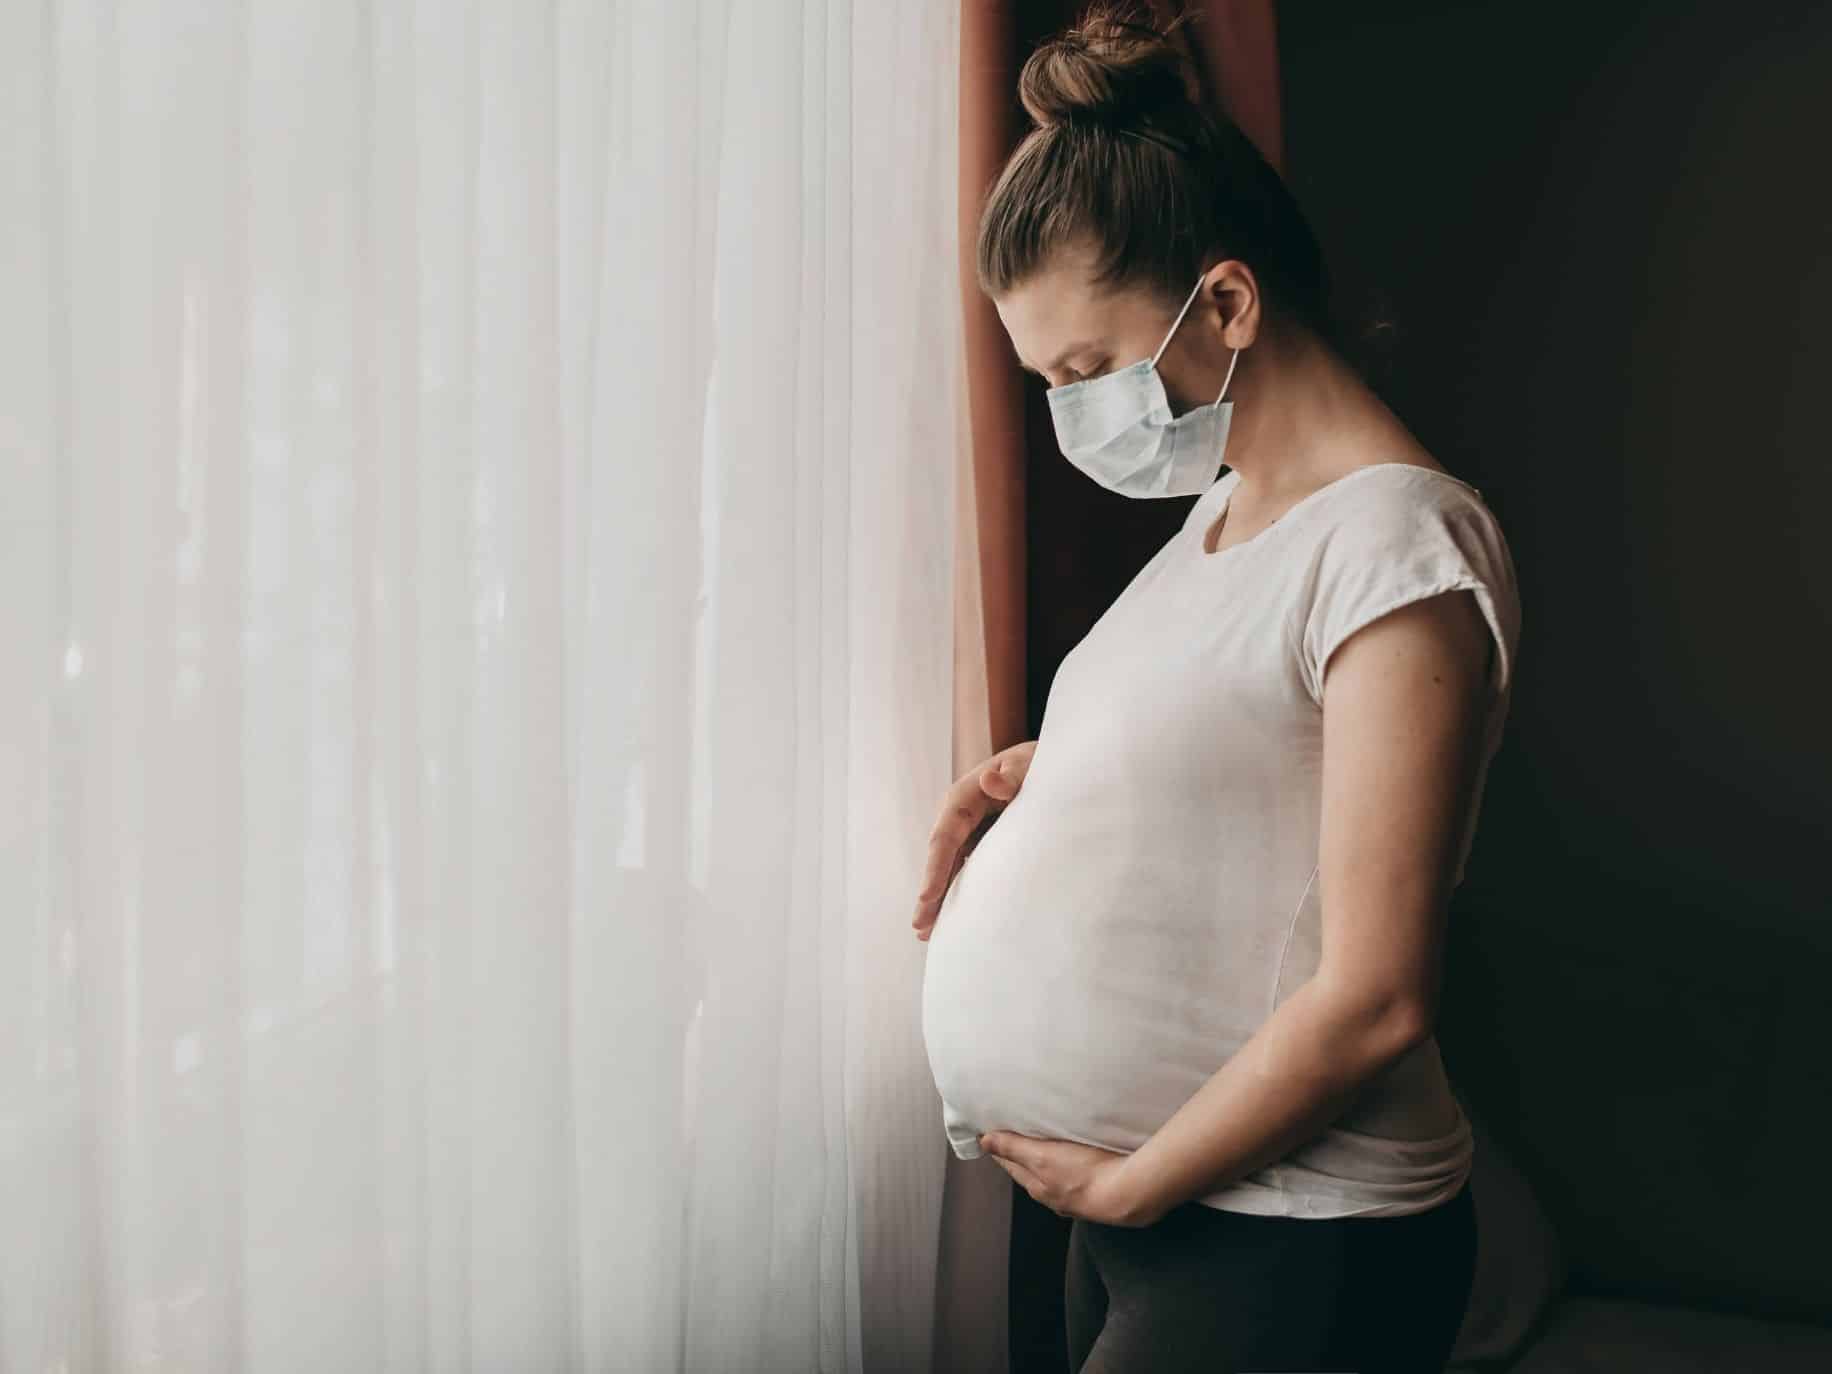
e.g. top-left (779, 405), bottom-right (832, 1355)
top-left (1013, 1), bottom-right (1832, 1358)
top-left (1280, 0), bottom-right (1832, 903)
top-left (1273, 0), bottom-right (1832, 1325)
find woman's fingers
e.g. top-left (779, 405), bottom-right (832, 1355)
top-left (912, 741), bottom-right (1038, 939)
top-left (977, 760), bottom-right (1017, 803)
top-left (989, 739), bottom-right (1037, 797)
top-left (912, 792), bottom-right (988, 936)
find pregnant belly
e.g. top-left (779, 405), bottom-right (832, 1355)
top-left (918, 806), bottom-right (1260, 1162)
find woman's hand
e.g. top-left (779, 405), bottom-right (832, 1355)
top-left (977, 1130), bottom-right (1162, 1227)
top-left (912, 739), bottom-right (1038, 941)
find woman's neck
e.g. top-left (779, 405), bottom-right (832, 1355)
top-left (1221, 326), bottom-right (1425, 503)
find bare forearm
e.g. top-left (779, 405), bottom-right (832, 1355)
top-left (1115, 976), bottom-right (1425, 1225)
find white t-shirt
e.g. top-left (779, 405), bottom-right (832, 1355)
top-left (920, 462), bottom-right (1522, 1219)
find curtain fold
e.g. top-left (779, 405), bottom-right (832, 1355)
top-left (2, 3), bottom-right (962, 1370)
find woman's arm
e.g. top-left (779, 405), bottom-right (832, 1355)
top-left (1110, 587), bottom-right (1494, 1225)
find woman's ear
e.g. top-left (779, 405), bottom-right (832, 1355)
top-left (1204, 259), bottom-right (1260, 350)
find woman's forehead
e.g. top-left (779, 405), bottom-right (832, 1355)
top-left (997, 260), bottom-right (1157, 369)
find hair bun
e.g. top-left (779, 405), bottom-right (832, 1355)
top-left (1018, 7), bottom-right (1194, 131)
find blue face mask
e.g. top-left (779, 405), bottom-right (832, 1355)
top-left (1044, 271), bottom-right (1241, 499)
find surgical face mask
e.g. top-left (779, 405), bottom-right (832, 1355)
top-left (1044, 271), bottom-right (1241, 499)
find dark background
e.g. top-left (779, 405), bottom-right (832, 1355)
top-left (1010, 3), bottom-right (1832, 1369)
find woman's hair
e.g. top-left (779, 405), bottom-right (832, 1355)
top-left (976, 2), bottom-right (1355, 362)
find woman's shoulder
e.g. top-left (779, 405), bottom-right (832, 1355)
top-left (1334, 460), bottom-right (1489, 511)
top-left (1296, 459), bottom-right (1522, 699)
top-left (1308, 461), bottom-right (1508, 551)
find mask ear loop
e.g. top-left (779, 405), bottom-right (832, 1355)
top-left (1213, 347), bottom-right (1240, 405)
top-left (1149, 272), bottom-right (1242, 407)
top-left (1151, 273), bottom-right (1210, 368)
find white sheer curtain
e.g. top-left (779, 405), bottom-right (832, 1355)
top-left (1, 2), bottom-right (963, 1369)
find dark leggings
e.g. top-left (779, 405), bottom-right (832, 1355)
top-left (1065, 1179), bottom-right (1477, 1373)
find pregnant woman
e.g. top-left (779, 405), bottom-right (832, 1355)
top-left (915, 8), bottom-right (1521, 1373)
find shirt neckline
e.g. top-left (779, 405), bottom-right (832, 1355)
top-left (1193, 462), bottom-right (1482, 561)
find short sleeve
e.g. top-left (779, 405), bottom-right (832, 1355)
top-left (1297, 474), bottom-right (1522, 713)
